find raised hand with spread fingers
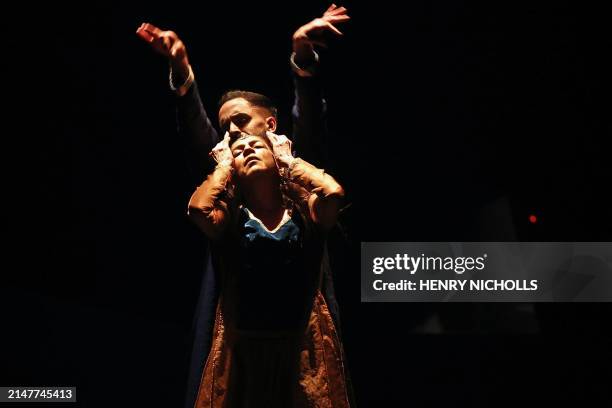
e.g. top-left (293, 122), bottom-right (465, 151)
top-left (292, 4), bottom-right (351, 64)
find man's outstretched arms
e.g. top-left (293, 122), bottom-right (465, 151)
top-left (136, 23), bottom-right (219, 180)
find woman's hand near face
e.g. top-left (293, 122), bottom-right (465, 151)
top-left (266, 132), bottom-right (295, 168)
top-left (210, 132), bottom-right (234, 168)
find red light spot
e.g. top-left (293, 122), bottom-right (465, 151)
top-left (529, 215), bottom-right (537, 224)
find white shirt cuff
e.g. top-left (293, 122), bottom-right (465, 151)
top-left (290, 51), bottom-right (319, 78)
top-left (169, 64), bottom-right (195, 96)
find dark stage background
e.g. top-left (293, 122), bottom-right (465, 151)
top-left (3, 1), bottom-right (612, 407)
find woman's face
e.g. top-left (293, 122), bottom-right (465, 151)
top-left (230, 135), bottom-right (277, 181)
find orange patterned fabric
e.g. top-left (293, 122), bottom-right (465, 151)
top-left (194, 290), bottom-right (350, 408)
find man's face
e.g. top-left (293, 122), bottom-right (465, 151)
top-left (218, 97), bottom-right (276, 140)
top-left (230, 135), bottom-right (277, 181)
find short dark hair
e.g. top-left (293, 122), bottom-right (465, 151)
top-left (218, 90), bottom-right (278, 119)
